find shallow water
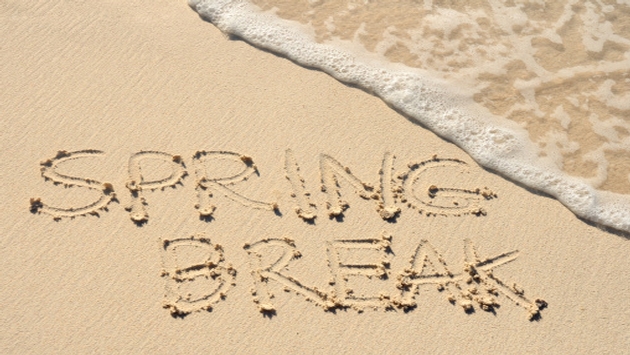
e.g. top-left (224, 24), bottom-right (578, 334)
top-left (189, 0), bottom-right (630, 233)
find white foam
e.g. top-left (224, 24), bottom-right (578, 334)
top-left (189, 0), bottom-right (630, 234)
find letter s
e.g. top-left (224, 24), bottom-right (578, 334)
top-left (30, 150), bottom-right (116, 219)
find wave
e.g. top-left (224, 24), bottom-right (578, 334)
top-left (188, 0), bottom-right (630, 234)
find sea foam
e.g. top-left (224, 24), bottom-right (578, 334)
top-left (189, 0), bottom-right (630, 234)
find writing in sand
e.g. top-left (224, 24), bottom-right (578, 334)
top-left (161, 233), bottom-right (546, 320)
top-left (30, 149), bottom-right (497, 223)
top-left (29, 149), bottom-right (545, 320)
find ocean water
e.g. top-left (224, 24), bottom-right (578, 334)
top-left (188, 0), bottom-right (630, 233)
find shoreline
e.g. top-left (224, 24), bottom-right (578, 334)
top-left (1, 1), bottom-right (629, 353)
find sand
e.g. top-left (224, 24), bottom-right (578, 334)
top-left (1, 0), bottom-right (629, 353)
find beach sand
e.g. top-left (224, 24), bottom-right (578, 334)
top-left (1, 1), bottom-right (629, 353)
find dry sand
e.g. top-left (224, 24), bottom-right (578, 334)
top-left (1, 0), bottom-right (629, 353)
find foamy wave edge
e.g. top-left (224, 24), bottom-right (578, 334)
top-left (189, 0), bottom-right (630, 235)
